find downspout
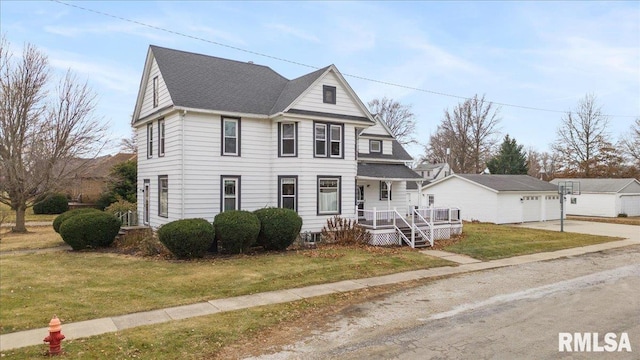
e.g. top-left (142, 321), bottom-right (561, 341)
top-left (181, 110), bottom-right (186, 218)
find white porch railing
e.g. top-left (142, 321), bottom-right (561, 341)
top-left (114, 211), bottom-right (139, 227)
top-left (359, 207), bottom-right (461, 248)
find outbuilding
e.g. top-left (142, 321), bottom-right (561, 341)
top-left (422, 174), bottom-right (561, 224)
top-left (550, 178), bottom-right (640, 217)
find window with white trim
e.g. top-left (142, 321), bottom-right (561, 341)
top-left (369, 139), bottom-right (381, 153)
top-left (279, 122), bottom-right (297, 157)
top-left (222, 118), bottom-right (239, 156)
top-left (380, 181), bottom-right (391, 200)
top-left (147, 123), bottom-right (153, 158)
top-left (323, 85), bottom-right (336, 104)
top-left (314, 122), bottom-right (343, 158)
top-left (158, 119), bottom-right (165, 156)
top-left (152, 76), bottom-right (158, 108)
top-left (158, 175), bottom-right (168, 217)
top-left (222, 176), bottom-right (240, 212)
top-left (318, 177), bottom-right (341, 215)
top-left (279, 176), bottom-right (297, 211)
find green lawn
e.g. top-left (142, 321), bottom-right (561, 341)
top-left (442, 222), bottom-right (622, 261)
top-left (0, 243), bottom-right (452, 334)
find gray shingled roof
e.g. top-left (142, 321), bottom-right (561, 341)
top-left (358, 141), bottom-right (413, 161)
top-left (414, 162), bottom-right (447, 171)
top-left (151, 45), bottom-right (347, 117)
top-left (550, 178), bottom-right (639, 193)
top-left (457, 174), bottom-right (558, 192)
top-left (407, 180), bottom-right (429, 190)
top-left (357, 163), bottom-right (423, 180)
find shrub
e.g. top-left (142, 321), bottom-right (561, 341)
top-left (33, 193), bottom-right (69, 214)
top-left (157, 219), bottom-right (214, 259)
top-left (321, 216), bottom-right (371, 246)
top-left (254, 207), bottom-right (302, 251)
top-left (104, 199), bottom-right (137, 215)
top-left (96, 192), bottom-right (118, 210)
top-left (59, 212), bottom-right (121, 250)
top-left (618, 213), bottom-right (628, 218)
top-left (53, 208), bottom-right (102, 233)
top-left (214, 210), bottom-right (260, 254)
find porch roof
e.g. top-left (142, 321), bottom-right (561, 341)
top-left (357, 163), bottom-right (423, 181)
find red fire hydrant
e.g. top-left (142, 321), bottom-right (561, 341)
top-left (43, 315), bottom-right (65, 356)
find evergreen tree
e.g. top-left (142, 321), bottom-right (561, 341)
top-left (487, 135), bottom-right (528, 174)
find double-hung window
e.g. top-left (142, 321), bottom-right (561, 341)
top-left (222, 117), bottom-right (240, 156)
top-left (158, 119), bottom-right (165, 156)
top-left (279, 122), bottom-right (297, 157)
top-left (314, 122), bottom-right (343, 158)
top-left (158, 175), bottom-right (168, 217)
top-left (279, 176), bottom-right (297, 211)
top-left (380, 181), bottom-right (391, 200)
top-left (221, 176), bottom-right (240, 212)
top-left (317, 176), bottom-right (341, 215)
top-left (147, 123), bottom-right (153, 158)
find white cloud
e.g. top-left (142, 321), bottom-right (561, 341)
top-left (44, 20), bottom-right (167, 42)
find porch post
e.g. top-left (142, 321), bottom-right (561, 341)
top-left (373, 207), bottom-right (377, 229)
top-left (385, 180), bottom-right (392, 210)
top-left (415, 181), bottom-right (422, 209)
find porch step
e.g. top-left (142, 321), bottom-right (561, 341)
top-left (397, 226), bottom-right (431, 248)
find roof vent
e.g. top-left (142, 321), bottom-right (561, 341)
top-left (248, 61), bottom-right (254, 64)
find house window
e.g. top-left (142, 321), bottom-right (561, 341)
top-left (222, 117), bottom-right (240, 156)
top-left (221, 176), bottom-right (240, 212)
top-left (147, 123), bottom-right (153, 158)
top-left (318, 176), bottom-right (341, 215)
top-left (279, 122), bottom-right (297, 157)
top-left (380, 181), bottom-right (392, 200)
top-left (428, 194), bottom-right (435, 206)
top-left (279, 176), bottom-right (298, 211)
top-left (323, 85), bottom-right (336, 104)
top-left (369, 140), bottom-right (382, 153)
top-left (158, 119), bottom-right (165, 156)
top-left (571, 197), bottom-right (577, 204)
top-left (314, 122), bottom-right (343, 158)
top-left (152, 76), bottom-right (158, 108)
top-left (158, 175), bottom-right (168, 217)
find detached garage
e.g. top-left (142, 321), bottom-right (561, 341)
top-left (550, 178), bottom-right (640, 217)
top-left (422, 174), bottom-right (561, 224)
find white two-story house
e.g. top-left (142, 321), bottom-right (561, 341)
top-left (131, 45), bottom-right (422, 235)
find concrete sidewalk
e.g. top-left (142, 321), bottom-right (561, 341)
top-left (1, 237), bottom-right (637, 352)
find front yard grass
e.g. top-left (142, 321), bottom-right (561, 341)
top-left (0, 242), bottom-right (452, 334)
top-left (0, 203), bottom-right (58, 223)
top-left (0, 226), bottom-right (66, 252)
top-left (442, 222), bottom-right (622, 261)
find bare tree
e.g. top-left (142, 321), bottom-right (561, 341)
top-left (367, 97), bottom-right (416, 145)
top-left (552, 94), bottom-right (612, 177)
top-left (0, 38), bottom-right (108, 232)
top-left (423, 94), bottom-right (501, 173)
top-left (120, 129), bottom-right (137, 153)
top-left (526, 147), bottom-right (542, 178)
top-left (619, 117), bottom-right (640, 165)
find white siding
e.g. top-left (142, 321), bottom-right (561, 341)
top-left (620, 195), bottom-right (640, 216)
top-left (565, 193), bottom-right (618, 217)
top-left (139, 58), bottom-right (172, 119)
top-left (293, 71), bottom-right (367, 118)
top-left (382, 139), bottom-right (393, 155)
top-left (423, 177), bottom-right (499, 223)
top-left (357, 179), bottom-right (409, 214)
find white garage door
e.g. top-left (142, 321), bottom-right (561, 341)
top-left (621, 195), bottom-right (640, 216)
top-left (545, 195), bottom-right (561, 220)
top-left (523, 195), bottom-right (541, 222)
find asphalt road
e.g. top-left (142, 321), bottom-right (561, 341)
top-left (250, 245), bottom-right (640, 359)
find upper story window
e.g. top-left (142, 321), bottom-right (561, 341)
top-left (323, 85), bottom-right (336, 104)
top-left (279, 122), bottom-right (297, 157)
top-left (314, 122), bottom-right (343, 158)
top-left (147, 123), bottom-right (153, 158)
top-left (158, 119), bottom-right (165, 157)
top-left (369, 140), bottom-right (382, 153)
top-left (152, 76), bottom-right (158, 108)
top-left (222, 117), bottom-right (240, 156)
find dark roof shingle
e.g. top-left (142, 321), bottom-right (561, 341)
top-left (457, 174), bottom-right (557, 192)
top-left (357, 163), bottom-right (423, 180)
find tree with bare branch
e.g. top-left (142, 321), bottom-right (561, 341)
top-left (423, 94), bottom-right (501, 173)
top-left (552, 94), bottom-right (613, 178)
top-left (619, 117), bottom-right (640, 166)
top-left (0, 37), bottom-right (108, 232)
top-left (367, 97), bottom-right (416, 145)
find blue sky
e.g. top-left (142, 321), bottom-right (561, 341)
top-left (2, 1), bottom-right (638, 158)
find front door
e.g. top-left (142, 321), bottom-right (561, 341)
top-left (356, 185), bottom-right (365, 219)
top-left (143, 180), bottom-right (150, 225)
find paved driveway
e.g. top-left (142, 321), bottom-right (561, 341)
top-left (514, 220), bottom-right (639, 241)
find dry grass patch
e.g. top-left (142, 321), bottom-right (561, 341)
top-left (441, 222), bottom-right (622, 261)
top-left (0, 203), bottom-right (58, 223)
top-left (0, 226), bottom-right (65, 252)
top-left (0, 241), bottom-right (452, 334)
top-left (567, 215), bottom-right (640, 226)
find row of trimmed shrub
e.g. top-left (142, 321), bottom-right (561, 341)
top-left (54, 208), bottom-right (121, 250)
top-left (158, 208), bottom-right (302, 259)
top-left (33, 193), bottom-right (69, 214)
